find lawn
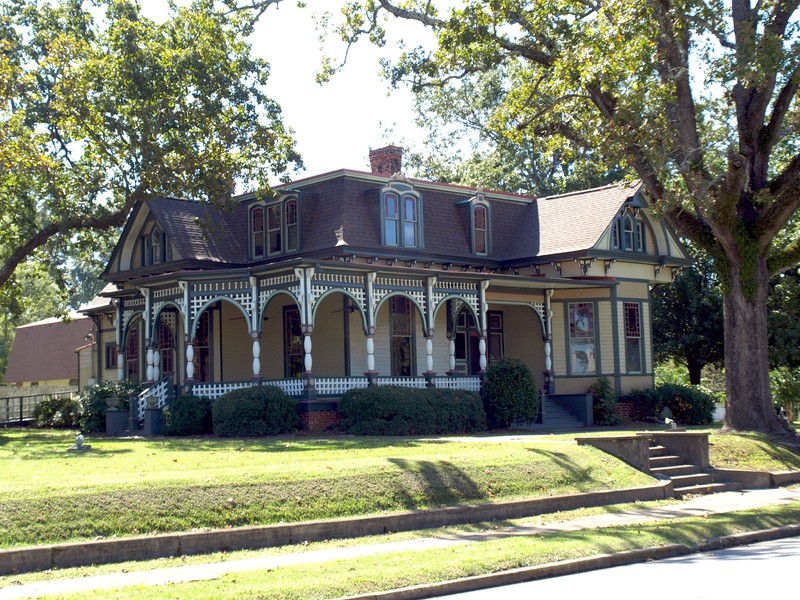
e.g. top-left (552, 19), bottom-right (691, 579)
top-left (0, 429), bottom-right (653, 548)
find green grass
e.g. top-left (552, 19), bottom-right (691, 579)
top-left (35, 503), bottom-right (800, 600)
top-left (0, 430), bottom-right (652, 548)
top-left (708, 430), bottom-right (800, 471)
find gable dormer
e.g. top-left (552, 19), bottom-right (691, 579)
top-left (456, 191), bottom-right (491, 256)
top-left (247, 194), bottom-right (300, 260)
top-left (610, 189), bottom-right (650, 254)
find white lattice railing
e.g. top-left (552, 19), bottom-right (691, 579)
top-left (315, 377), bottom-right (369, 396)
top-left (188, 381), bottom-right (255, 400)
top-left (136, 377), bottom-right (172, 420)
top-left (433, 376), bottom-right (482, 392)
top-left (269, 378), bottom-right (306, 396)
top-left (375, 376), bottom-right (428, 388)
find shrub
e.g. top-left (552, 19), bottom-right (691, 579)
top-left (77, 380), bottom-right (142, 433)
top-left (620, 383), bottom-right (716, 425)
top-left (33, 395), bottom-right (80, 428)
top-left (212, 385), bottom-right (299, 437)
top-left (481, 357), bottom-right (538, 429)
top-left (162, 395), bottom-right (213, 436)
top-left (338, 386), bottom-right (487, 436)
top-left (588, 377), bottom-right (622, 425)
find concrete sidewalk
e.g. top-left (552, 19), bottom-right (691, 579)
top-left (1, 486), bottom-right (799, 600)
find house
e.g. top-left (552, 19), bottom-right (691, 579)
top-left (80, 146), bottom-right (690, 429)
top-left (4, 314), bottom-right (94, 387)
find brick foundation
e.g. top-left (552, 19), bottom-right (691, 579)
top-left (300, 409), bottom-right (340, 432)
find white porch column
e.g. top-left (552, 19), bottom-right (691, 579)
top-left (478, 280), bottom-right (489, 372)
top-left (252, 333), bottom-right (261, 379)
top-left (146, 346), bottom-right (155, 383)
top-left (303, 333), bottom-right (313, 373)
top-left (116, 345), bottom-right (124, 382)
top-left (366, 335), bottom-right (375, 372)
top-left (153, 347), bottom-right (161, 381)
top-left (425, 336), bottom-right (434, 373)
top-left (543, 289), bottom-right (555, 394)
top-left (448, 337), bottom-right (456, 373)
top-left (479, 337), bottom-right (488, 371)
top-left (185, 339), bottom-right (195, 381)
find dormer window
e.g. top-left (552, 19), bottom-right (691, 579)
top-left (142, 226), bottom-right (170, 266)
top-left (472, 204), bottom-right (488, 255)
top-left (380, 180), bottom-right (422, 248)
top-left (250, 196), bottom-right (300, 259)
top-left (612, 209), bottom-right (646, 253)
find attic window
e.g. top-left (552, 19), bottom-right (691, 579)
top-left (380, 181), bottom-right (422, 249)
top-left (250, 196), bottom-right (300, 259)
top-left (142, 226), bottom-right (170, 266)
top-left (251, 207), bottom-right (264, 258)
top-left (472, 203), bottom-right (489, 255)
top-left (612, 209), bottom-right (646, 253)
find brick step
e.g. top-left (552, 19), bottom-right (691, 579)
top-left (651, 464), bottom-right (699, 477)
top-left (673, 482), bottom-right (731, 498)
top-left (649, 454), bottom-right (684, 468)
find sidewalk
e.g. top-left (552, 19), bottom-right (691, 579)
top-left (2, 486), bottom-right (799, 599)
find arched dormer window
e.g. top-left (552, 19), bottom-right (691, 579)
top-left (249, 196), bottom-right (300, 259)
top-left (141, 225), bottom-right (170, 266)
top-left (612, 208), bottom-right (646, 253)
top-left (472, 204), bottom-right (489, 255)
top-left (380, 180), bottom-right (422, 248)
top-left (151, 228), bottom-right (162, 264)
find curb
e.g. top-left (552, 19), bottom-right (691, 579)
top-left (343, 523), bottom-right (800, 600)
top-left (0, 481), bottom-right (671, 576)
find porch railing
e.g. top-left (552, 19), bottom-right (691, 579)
top-left (315, 377), bottom-right (369, 396)
top-left (136, 377), bottom-right (173, 420)
top-left (432, 376), bottom-right (482, 392)
top-left (0, 389), bottom-right (77, 425)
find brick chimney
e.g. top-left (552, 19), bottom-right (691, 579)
top-left (369, 145), bottom-right (403, 175)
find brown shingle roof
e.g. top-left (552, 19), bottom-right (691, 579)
top-left (4, 315), bottom-right (93, 384)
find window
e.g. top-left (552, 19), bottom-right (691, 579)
top-left (192, 311), bottom-right (211, 382)
top-left (487, 311), bottom-right (504, 362)
top-left (125, 326), bottom-right (139, 382)
top-left (283, 306), bottom-right (304, 378)
top-left (250, 197), bottom-right (299, 258)
top-left (611, 209), bottom-right (646, 253)
top-left (624, 302), bottom-right (643, 373)
top-left (473, 205), bottom-right (488, 255)
top-left (151, 228), bottom-right (162, 263)
top-left (381, 183), bottom-right (422, 248)
top-left (104, 342), bottom-right (117, 370)
top-left (251, 207), bottom-right (264, 257)
top-left (568, 302), bottom-right (596, 374)
top-left (142, 227), bottom-right (170, 266)
top-left (390, 296), bottom-right (414, 376)
top-left (157, 320), bottom-right (174, 376)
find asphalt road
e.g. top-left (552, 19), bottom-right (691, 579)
top-left (441, 535), bottom-right (800, 599)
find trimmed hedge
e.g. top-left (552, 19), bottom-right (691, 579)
top-left (212, 385), bottom-right (299, 437)
top-left (481, 357), bottom-right (538, 429)
top-left (77, 380), bottom-right (142, 433)
top-left (620, 383), bottom-right (716, 425)
top-left (337, 386), bottom-right (487, 436)
top-left (162, 395), bottom-right (213, 436)
top-left (33, 395), bottom-right (80, 429)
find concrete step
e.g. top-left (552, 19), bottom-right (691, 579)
top-left (670, 472), bottom-right (714, 488)
top-left (673, 482), bottom-right (731, 498)
top-left (649, 454), bottom-right (684, 468)
top-left (651, 464), bottom-right (699, 477)
top-left (648, 444), bottom-right (669, 457)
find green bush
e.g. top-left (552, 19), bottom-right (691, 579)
top-left (77, 380), bottom-right (142, 433)
top-left (481, 357), bottom-right (538, 429)
top-left (162, 395), bottom-right (213, 436)
top-left (338, 386), bottom-right (487, 435)
top-left (33, 395), bottom-right (80, 428)
top-left (588, 377), bottom-right (622, 425)
top-left (212, 385), bottom-right (299, 437)
top-left (620, 383), bottom-right (715, 425)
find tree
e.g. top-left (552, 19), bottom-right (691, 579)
top-left (652, 250), bottom-right (724, 385)
top-left (0, 0), bottom-right (299, 300)
top-left (330, 0), bottom-right (800, 436)
top-left (769, 266), bottom-right (800, 370)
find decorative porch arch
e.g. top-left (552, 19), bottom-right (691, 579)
top-left (310, 288), bottom-right (369, 333)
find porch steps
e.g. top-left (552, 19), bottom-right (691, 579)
top-left (527, 396), bottom-right (584, 431)
top-left (648, 443), bottom-right (739, 498)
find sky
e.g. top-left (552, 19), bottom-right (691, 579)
top-left (141, 0), bottom-right (434, 178)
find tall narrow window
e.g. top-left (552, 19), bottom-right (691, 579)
top-left (125, 326), bottom-right (139, 382)
top-left (143, 235), bottom-right (153, 266)
top-left (284, 306), bottom-right (304, 377)
top-left (285, 198), bottom-right (298, 251)
top-left (568, 303), bottom-right (596, 374)
top-left (157, 320), bottom-right (174, 376)
top-left (635, 220), bottom-right (645, 252)
top-left (151, 228), bottom-right (162, 264)
top-left (622, 214), bottom-right (634, 251)
top-left (193, 311), bottom-right (211, 382)
top-left (384, 193), bottom-right (399, 245)
top-left (402, 195), bottom-right (417, 246)
top-left (251, 207), bottom-right (264, 258)
top-left (473, 205), bottom-right (487, 254)
top-left (487, 311), bottom-right (504, 362)
top-left (268, 204), bottom-right (282, 254)
top-left (390, 296), bottom-right (414, 376)
top-left (624, 302), bottom-right (643, 373)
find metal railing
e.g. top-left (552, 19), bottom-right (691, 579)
top-left (0, 389), bottom-right (78, 425)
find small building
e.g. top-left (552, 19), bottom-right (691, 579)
top-left (80, 146), bottom-right (690, 429)
top-left (4, 314), bottom-right (94, 387)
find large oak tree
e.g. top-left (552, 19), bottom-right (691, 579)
top-left (331, 0), bottom-right (800, 435)
top-left (0, 0), bottom-right (298, 302)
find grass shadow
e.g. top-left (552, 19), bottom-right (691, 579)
top-left (387, 458), bottom-right (486, 509)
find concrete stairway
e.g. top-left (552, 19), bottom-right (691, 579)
top-left (649, 443), bottom-right (738, 497)
top-left (528, 396), bottom-right (584, 430)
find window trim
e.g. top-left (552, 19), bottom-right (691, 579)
top-left (566, 302), bottom-right (597, 376)
top-left (379, 182), bottom-right (423, 249)
top-left (611, 209), bottom-right (647, 254)
top-left (623, 301), bottom-right (644, 374)
top-left (390, 295), bottom-right (416, 376)
top-left (471, 203), bottom-right (490, 255)
top-left (249, 196), bottom-right (301, 259)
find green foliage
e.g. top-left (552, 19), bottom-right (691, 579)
top-left (769, 267), bottom-right (800, 369)
top-left (770, 367), bottom-right (800, 421)
top-left (587, 377), bottom-right (622, 426)
top-left (620, 384), bottom-right (716, 426)
top-left (337, 386), bottom-right (487, 435)
top-left (32, 395), bottom-right (80, 429)
top-left (0, 0), bottom-right (300, 294)
top-left (162, 395), bottom-right (213, 436)
top-left (76, 380), bottom-right (142, 434)
top-left (651, 250), bottom-right (724, 384)
top-left (481, 357), bottom-right (538, 429)
top-left (212, 385), bottom-right (299, 437)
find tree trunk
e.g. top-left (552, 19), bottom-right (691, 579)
top-left (723, 255), bottom-right (792, 435)
top-left (687, 359), bottom-right (703, 386)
